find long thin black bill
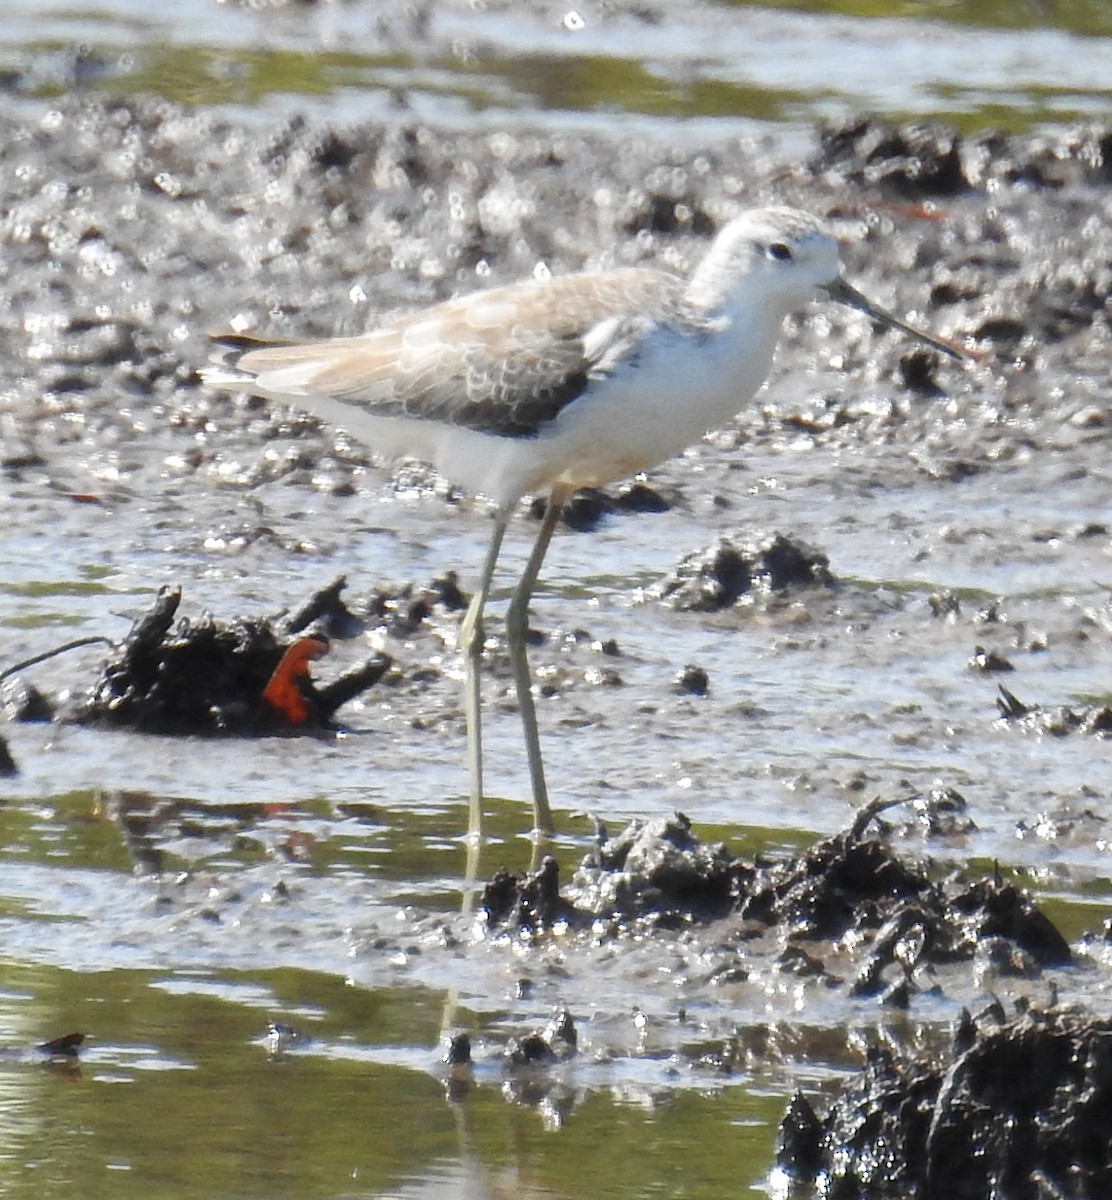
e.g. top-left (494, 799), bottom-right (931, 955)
top-left (824, 277), bottom-right (967, 362)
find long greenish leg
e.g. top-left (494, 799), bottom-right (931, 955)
top-left (505, 487), bottom-right (569, 839)
top-left (458, 511), bottom-right (509, 841)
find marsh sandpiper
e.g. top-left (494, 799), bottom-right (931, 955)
top-left (203, 207), bottom-right (963, 841)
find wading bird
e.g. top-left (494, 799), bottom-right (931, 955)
top-left (203, 207), bottom-right (962, 841)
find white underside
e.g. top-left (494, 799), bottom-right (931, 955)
top-left (206, 308), bottom-right (786, 510)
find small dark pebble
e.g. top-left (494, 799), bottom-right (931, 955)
top-left (587, 666), bottom-right (623, 687)
top-left (614, 481), bottom-right (671, 513)
top-left (975, 315), bottom-right (1027, 343)
top-left (974, 601), bottom-right (1004, 624)
top-left (505, 1033), bottom-right (557, 1068)
top-left (911, 786), bottom-right (977, 837)
top-left (777, 946), bottom-right (827, 979)
top-left (38, 1032), bottom-right (85, 1058)
top-left (441, 1031), bottom-right (472, 1066)
top-left (929, 590), bottom-right (961, 618)
top-left (968, 644), bottom-right (1015, 672)
top-left (1, 677), bottom-right (54, 723)
top-left (528, 488), bottom-right (614, 532)
top-left (429, 571), bottom-right (468, 612)
top-left (482, 856), bottom-right (575, 933)
top-left (708, 962), bottom-right (749, 986)
top-left (543, 1008), bottom-right (578, 1060)
top-left (694, 1052), bottom-right (732, 1075)
top-left (898, 347), bottom-right (946, 396)
top-left (674, 664), bottom-right (709, 695)
top-left (561, 488), bottom-right (615, 532)
top-left (496, 1010), bottom-right (579, 1072)
top-left (775, 1091), bottom-right (824, 1182)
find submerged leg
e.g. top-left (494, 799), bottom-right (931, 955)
top-left (505, 487), bottom-right (570, 838)
top-left (458, 512), bottom-right (510, 841)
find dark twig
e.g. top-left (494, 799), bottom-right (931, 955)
top-left (0, 637), bottom-right (115, 684)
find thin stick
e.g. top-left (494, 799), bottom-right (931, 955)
top-left (0, 636), bottom-right (114, 684)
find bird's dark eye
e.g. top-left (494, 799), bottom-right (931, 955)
top-left (767, 242), bottom-right (793, 262)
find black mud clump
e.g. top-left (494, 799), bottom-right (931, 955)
top-left (0, 1031), bottom-right (85, 1065)
top-left (365, 571), bottom-right (468, 638)
top-left (482, 856), bottom-right (578, 934)
top-left (776, 1004), bottom-right (1112, 1200)
top-left (674, 663), bottom-right (710, 696)
top-left (76, 583), bottom-right (390, 735)
top-left (504, 1007), bottom-right (579, 1069)
top-left (740, 812), bottom-right (935, 942)
top-left (483, 814), bottom-right (749, 933)
top-left (815, 119), bottom-right (969, 198)
top-left (569, 812), bottom-right (750, 926)
top-left (37, 1031), bottom-right (85, 1059)
top-left (741, 803), bottom-right (1069, 1004)
top-left (967, 644), bottom-right (1015, 673)
top-left (497, 1008), bottom-right (581, 1120)
top-left (485, 804), bottom-right (1070, 1005)
top-left (657, 532), bottom-right (833, 613)
top-left (526, 483), bottom-right (673, 533)
top-left (814, 116), bottom-right (1112, 195)
top-left (996, 685), bottom-right (1112, 738)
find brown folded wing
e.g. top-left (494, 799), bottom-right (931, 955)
top-left (216, 268), bottom-right (690, 437)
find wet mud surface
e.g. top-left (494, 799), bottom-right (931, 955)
top-left (0, 97), bottom-right (1111, 1195)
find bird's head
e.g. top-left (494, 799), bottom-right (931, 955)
top-left (687, 206), bottom-right (965, 360)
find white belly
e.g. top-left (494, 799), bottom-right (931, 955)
top-left (241, 313), bottom-right (783, 510)
top-left (529, 317), bottom-right (782, 493)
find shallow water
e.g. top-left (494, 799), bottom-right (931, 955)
top-left (0, 951), bottom-right (788, 1200)
top-left (3, 414), bottom-right (1112, 1194)
top-left (1, 2), bottom-right (1112, 1195)
top-left (2, 0), bottom-right (1112, 135)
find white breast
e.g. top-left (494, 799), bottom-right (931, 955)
top-left (516, 308), bottom-right (785, 496)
